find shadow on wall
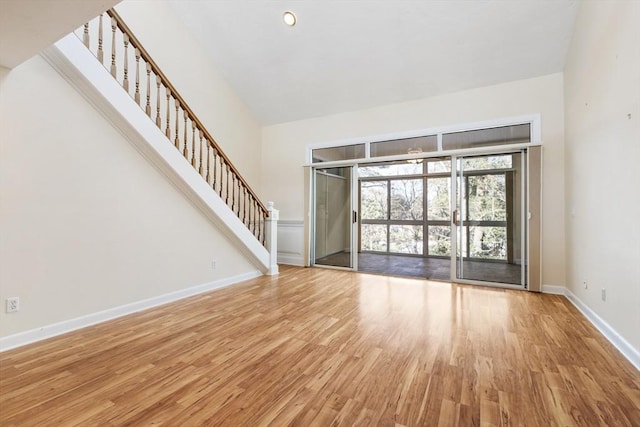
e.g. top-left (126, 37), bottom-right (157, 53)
top-left (0, 66), bottom-right (10, 86)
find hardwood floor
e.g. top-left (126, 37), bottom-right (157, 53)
top-left (1, 266), bottom-right (638, 426)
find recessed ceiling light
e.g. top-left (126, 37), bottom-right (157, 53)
top-left (283, 11), bottom-right (297, 27)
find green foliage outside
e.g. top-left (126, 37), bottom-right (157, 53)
top-left (359, 155), bottom-right (512, 259)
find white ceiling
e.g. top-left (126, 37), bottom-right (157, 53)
top-left (0, 0), bottom-right (121, 68)
top-left (170, 1), bottom-right (578, 125)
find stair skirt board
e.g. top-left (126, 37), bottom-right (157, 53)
top-left (41, 34), bottom-right (270, 273)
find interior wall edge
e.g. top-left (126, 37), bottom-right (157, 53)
top-left (557, 287), bottom-right (639, 371)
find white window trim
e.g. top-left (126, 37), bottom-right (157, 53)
top-left (305, 114), bottom-right (542, 166)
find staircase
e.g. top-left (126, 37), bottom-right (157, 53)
top-left (41, 8), bottom-right (278, 275)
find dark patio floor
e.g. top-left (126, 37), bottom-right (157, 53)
top-left (316, 252), bottom-right (523, 285)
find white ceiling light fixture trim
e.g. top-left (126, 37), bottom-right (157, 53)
top-left (407, 147), bottom-right (423, 164)
top-left (283, 11), bottom-right (296, 27)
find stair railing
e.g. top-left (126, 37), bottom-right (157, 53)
top-left (79, 9), bottom-right (268, 245)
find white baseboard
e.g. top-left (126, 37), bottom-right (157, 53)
top-left (541, 284), bottom-right (566, 295)
top-left (277, 254), bottom-right (305, 266)
top-left (564, 289), bottom-right (640, 370)
top-left (0, 270), bottom-right (262, 352)
top-left (553, 287), bottom-right (639, 371)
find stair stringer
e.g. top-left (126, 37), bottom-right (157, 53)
top-left (41, 34), bottom-right (271, 273)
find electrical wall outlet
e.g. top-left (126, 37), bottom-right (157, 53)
top-left (6, 297), bottom-right (19, 313)
top-left (583, 281), bottom-right (588, 289)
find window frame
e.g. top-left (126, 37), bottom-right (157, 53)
top-left (359, 161), bottom-right (454, 257)
top-left (306, 114), bottom-right (541, 166)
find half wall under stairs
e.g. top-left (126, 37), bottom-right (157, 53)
top-left (41, 33), bottom-right (278, 276)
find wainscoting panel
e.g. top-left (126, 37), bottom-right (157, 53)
top-left (278, 220), bottom-right (305, 266)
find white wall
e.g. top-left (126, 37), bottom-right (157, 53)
top-left (262, 73), bottom-right (566, 287)
top-left (114, 0), bottom-right (263, 192)
top-left (564, 1), bottom-right (640, 353)
top-left (0, 66), bottom-right (9, 82)
top-left (0, 0), bottom-right (120, 68)
top-left (0, 55), bottom-right (258, 338)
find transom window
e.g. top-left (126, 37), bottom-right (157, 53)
top-left (310, 121), bottom-right (534, 163)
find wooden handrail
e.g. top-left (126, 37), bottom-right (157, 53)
top-left (106, 9), bottom-right (267, 216)
top-left (79, 9), bottom-right (269, 244)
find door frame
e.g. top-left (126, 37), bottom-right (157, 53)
top-left (310, 165), bottom-right (359, 271)
top-left (309, 148), bottom-right (540, 291)
top-left (450, 149), bottom-right (529, 289)
top-left (305, 115), bottom-right (542, 290)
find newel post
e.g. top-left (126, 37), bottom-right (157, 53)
top-left (265, 201), bottom-right (279, 275)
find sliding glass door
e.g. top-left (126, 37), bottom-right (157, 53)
top-left (312, 166), bottom-right (357, 269)
top-left (309, 151), bottom-right (533, 289)
top-left (453, 151), bottom-right (526, 287)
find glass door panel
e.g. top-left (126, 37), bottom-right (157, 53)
top-left (359, 169), bottom-right (425, 257)
top-left (426, 177), bottom-right (450, 221)
top-left (426, 175), bottom-right (451, 257)
top-left (454, 152), bottom-right (525, 286)
top-left (313, 166), bottom-right (356, 269)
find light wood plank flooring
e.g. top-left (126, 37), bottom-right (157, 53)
top-left (1, 266), bottom-right (638, 426)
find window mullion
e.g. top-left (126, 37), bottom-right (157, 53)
top-left (386, 178), bottom-right (391, 253)
top-left (424, 175), bottom-right (428, 257)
